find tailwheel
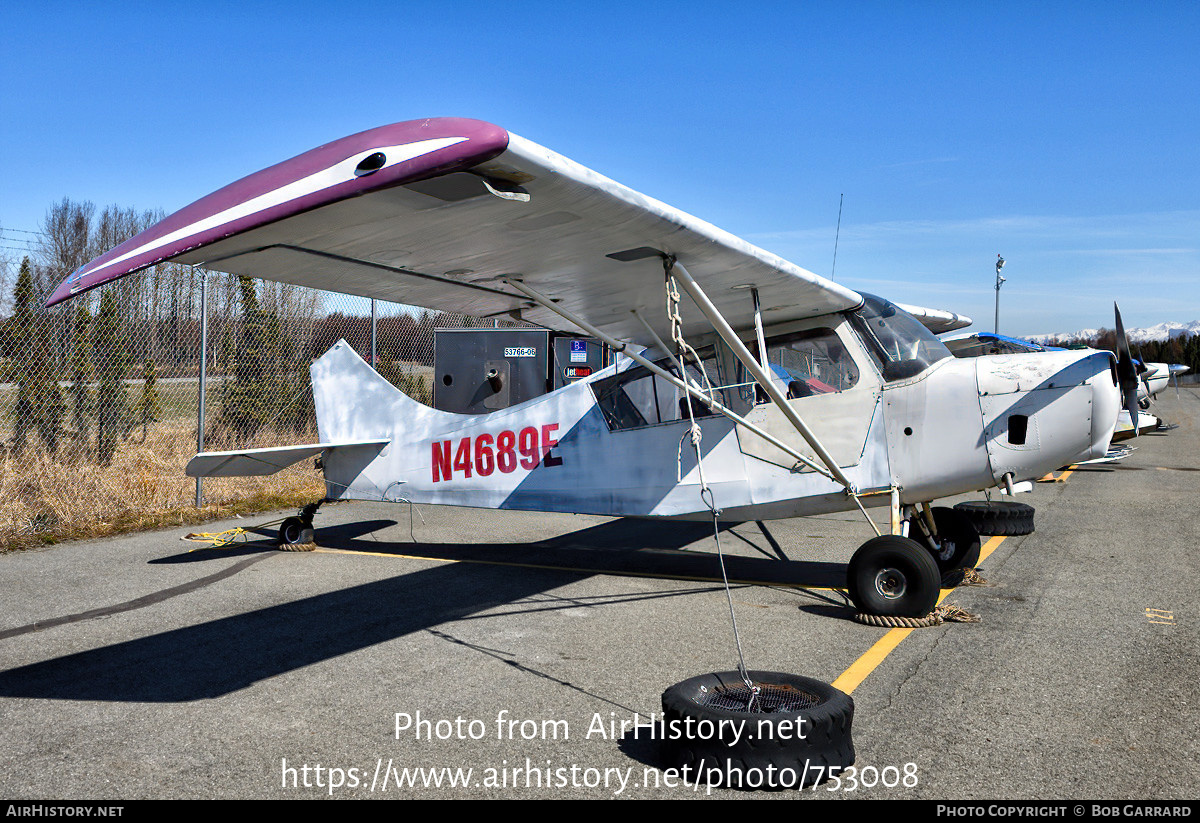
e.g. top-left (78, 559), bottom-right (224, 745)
top-left (278, 516), bottom-right (315, 551)
top-left (909, 506), bottom-right (981, 574)
top-left (277, 500), bottom-right (323, 551)
top-left (847, 535), bottom-right (940, 617)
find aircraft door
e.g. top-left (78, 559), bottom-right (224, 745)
top-left (736, 321), bottom-right (883, 471)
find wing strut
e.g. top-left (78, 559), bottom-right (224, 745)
top-left (665, 259), bottom-right (857, 493)
top-left (502, 277), bottom-right (838, 481)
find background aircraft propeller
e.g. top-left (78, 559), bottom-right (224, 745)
top-left (1114, 303), bottom-right (1141, 435)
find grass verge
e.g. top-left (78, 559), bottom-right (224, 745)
top-left (0, 423), bottom-right (323, 552)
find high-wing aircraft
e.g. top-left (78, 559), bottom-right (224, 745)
top-left (49, 117), bottom-right (1121, 618)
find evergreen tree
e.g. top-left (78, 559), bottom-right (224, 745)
top-left (217, 277), bottom-right (283, 442)
top-left (94, 289), bottom-right (131, 464)
top-left (8, 258), bottom-right (35, 454)
top-left (68, 303), bottom-right (93, 448)
top-left (8, 257), bottom-right (65, 454)
top-left (136, 358), bottom-right (163, 441)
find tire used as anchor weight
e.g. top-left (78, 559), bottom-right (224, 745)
top-left (660, 670), bottom-right (854, 790)
top-left (952, 500), bottom-right (1035, 536)
top-left (847, 535), bottom-right (941, 617)
top-left (909, 506), bottom-right (981, 574)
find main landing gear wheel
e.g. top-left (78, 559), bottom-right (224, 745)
top-left (952, 500), bottom-right (1035, 536)
top-left (910, 506), bottom-right (981, 574)
top-left (659, 670), bottom-right (854, 790)
top-left (278, 516), bottom-right (315, 551)
top-left (847, 535), bottom-right (941, 617)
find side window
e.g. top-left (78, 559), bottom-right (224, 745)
top-left (756, 328), bottom-right (858, 403)
top-left (592, 349), bottom-right (722, 431)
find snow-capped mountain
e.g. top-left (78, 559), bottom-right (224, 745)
top-left (1033, 320), bottom-right (1200, 344)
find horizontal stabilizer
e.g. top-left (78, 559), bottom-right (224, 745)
top-left (186, 440), bottom-right (390, 478)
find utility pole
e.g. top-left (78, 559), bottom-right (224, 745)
top-left (994, 254), bottom-right (1006, 335)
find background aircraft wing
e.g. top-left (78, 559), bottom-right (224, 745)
top-left (896, 302), bottom-right (972, 334)
top-left (49, 118), bottom-right (862, 346)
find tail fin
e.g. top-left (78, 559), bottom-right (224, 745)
top-left (310, 339), bottom-right (425, 443)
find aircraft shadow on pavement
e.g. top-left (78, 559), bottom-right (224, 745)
top-left (0, 519), bottom-right (843, 703)
top-left (316, 517), bottom-right (844, 589)
top-left (148, 520), bottom-right (397, 564)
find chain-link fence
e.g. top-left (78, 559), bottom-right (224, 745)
top-left (0, 240), bottom-right (525, 549)
top-left (8, 202), bottom-right (1200, 550)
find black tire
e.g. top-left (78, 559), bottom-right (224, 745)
top-left (847, 535), bottom-right (941, 617)
top-left (953, 500), bottom-right (1035, 536)
top-left (660, 670), bottom-right (854, 790)
top-left (278, 516), bottom-right (314, 550)
top-left (909, 506), bottom-right (981, 573)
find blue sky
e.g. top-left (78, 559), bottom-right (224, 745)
top-left (2, 1), bottom-right (1197, 335)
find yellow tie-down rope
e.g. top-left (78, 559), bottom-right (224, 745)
top-left (181, 527), bottom-right (249, 550)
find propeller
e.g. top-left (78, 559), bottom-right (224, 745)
top-left (1133, 345), bottom-right (1154, 410)
top-left (1114, 303), bottom-right (1140, 436)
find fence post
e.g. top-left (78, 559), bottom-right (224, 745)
top-left (195, 269), bottom-right (208, 507)
top-left (370, 298), bottom-right (377, 367)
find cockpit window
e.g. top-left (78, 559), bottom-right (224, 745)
top-left (592, 348), bottom-right (723, 431)
top-left (850, 293), bottom-right (952, 381)
top-left (754, 327), bottom-right (859, 403)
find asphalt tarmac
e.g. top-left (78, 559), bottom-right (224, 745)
top-left (1, 389), bottom-right (1197, 800)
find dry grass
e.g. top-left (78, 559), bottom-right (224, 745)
top-left (0, 421), bottom-right (323, 552)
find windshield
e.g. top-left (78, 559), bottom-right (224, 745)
top-left (850, 293), bottom-right (953, 380)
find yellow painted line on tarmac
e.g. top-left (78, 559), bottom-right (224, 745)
top-left (831, 625), bottom-right (918, 694)
top-left (978, 534), bottom-right (1004, 564)
top-left (832, 534), bottom-right (1007, 695)
top-left (1039, 466), bottom-right (1077, 483)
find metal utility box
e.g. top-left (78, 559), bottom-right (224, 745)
top-left (433, 329), bottom-right (606, 414)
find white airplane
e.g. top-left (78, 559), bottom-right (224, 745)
top-left (48, 117), bottom-right (1121, 618)
top-left (1139, 362), bottom-right (1189, 404)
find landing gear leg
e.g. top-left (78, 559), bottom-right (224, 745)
top-left (909, 504), bottom-right (981, 574)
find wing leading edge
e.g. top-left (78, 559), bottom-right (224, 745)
top-left (49, 117), bottom-right (862, 346)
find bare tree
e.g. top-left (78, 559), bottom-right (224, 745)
top-left (39, 199), bottom-right (96, 299)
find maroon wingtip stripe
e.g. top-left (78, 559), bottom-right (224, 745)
top-left (47, 117), bottom-right (510, 307)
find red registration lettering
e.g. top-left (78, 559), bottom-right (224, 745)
top-left (518, 427), bottom-right (539, 470)
top-left (475, 433), bottom-right (495, 476)
top-left (453, 437), bottom-right (473, 478)
top-left (541, 423), bottom-right (562, 467)
top-left (432, 440), bottom-right (452, 483)
top-left (497, 430), bottom-right (517, 473)
top-left (431, 424), bottom-right (564, 481)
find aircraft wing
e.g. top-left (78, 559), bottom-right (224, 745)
top-left (48, 118), bottom-right (862, 346)
top-left (896, 303), bottom-right (972, 334)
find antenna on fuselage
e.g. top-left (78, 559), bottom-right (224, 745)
top-left (831, 193), bottom-right (844, 279)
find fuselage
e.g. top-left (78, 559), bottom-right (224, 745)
top-left (314, 297), bottom-right (1119, 520)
